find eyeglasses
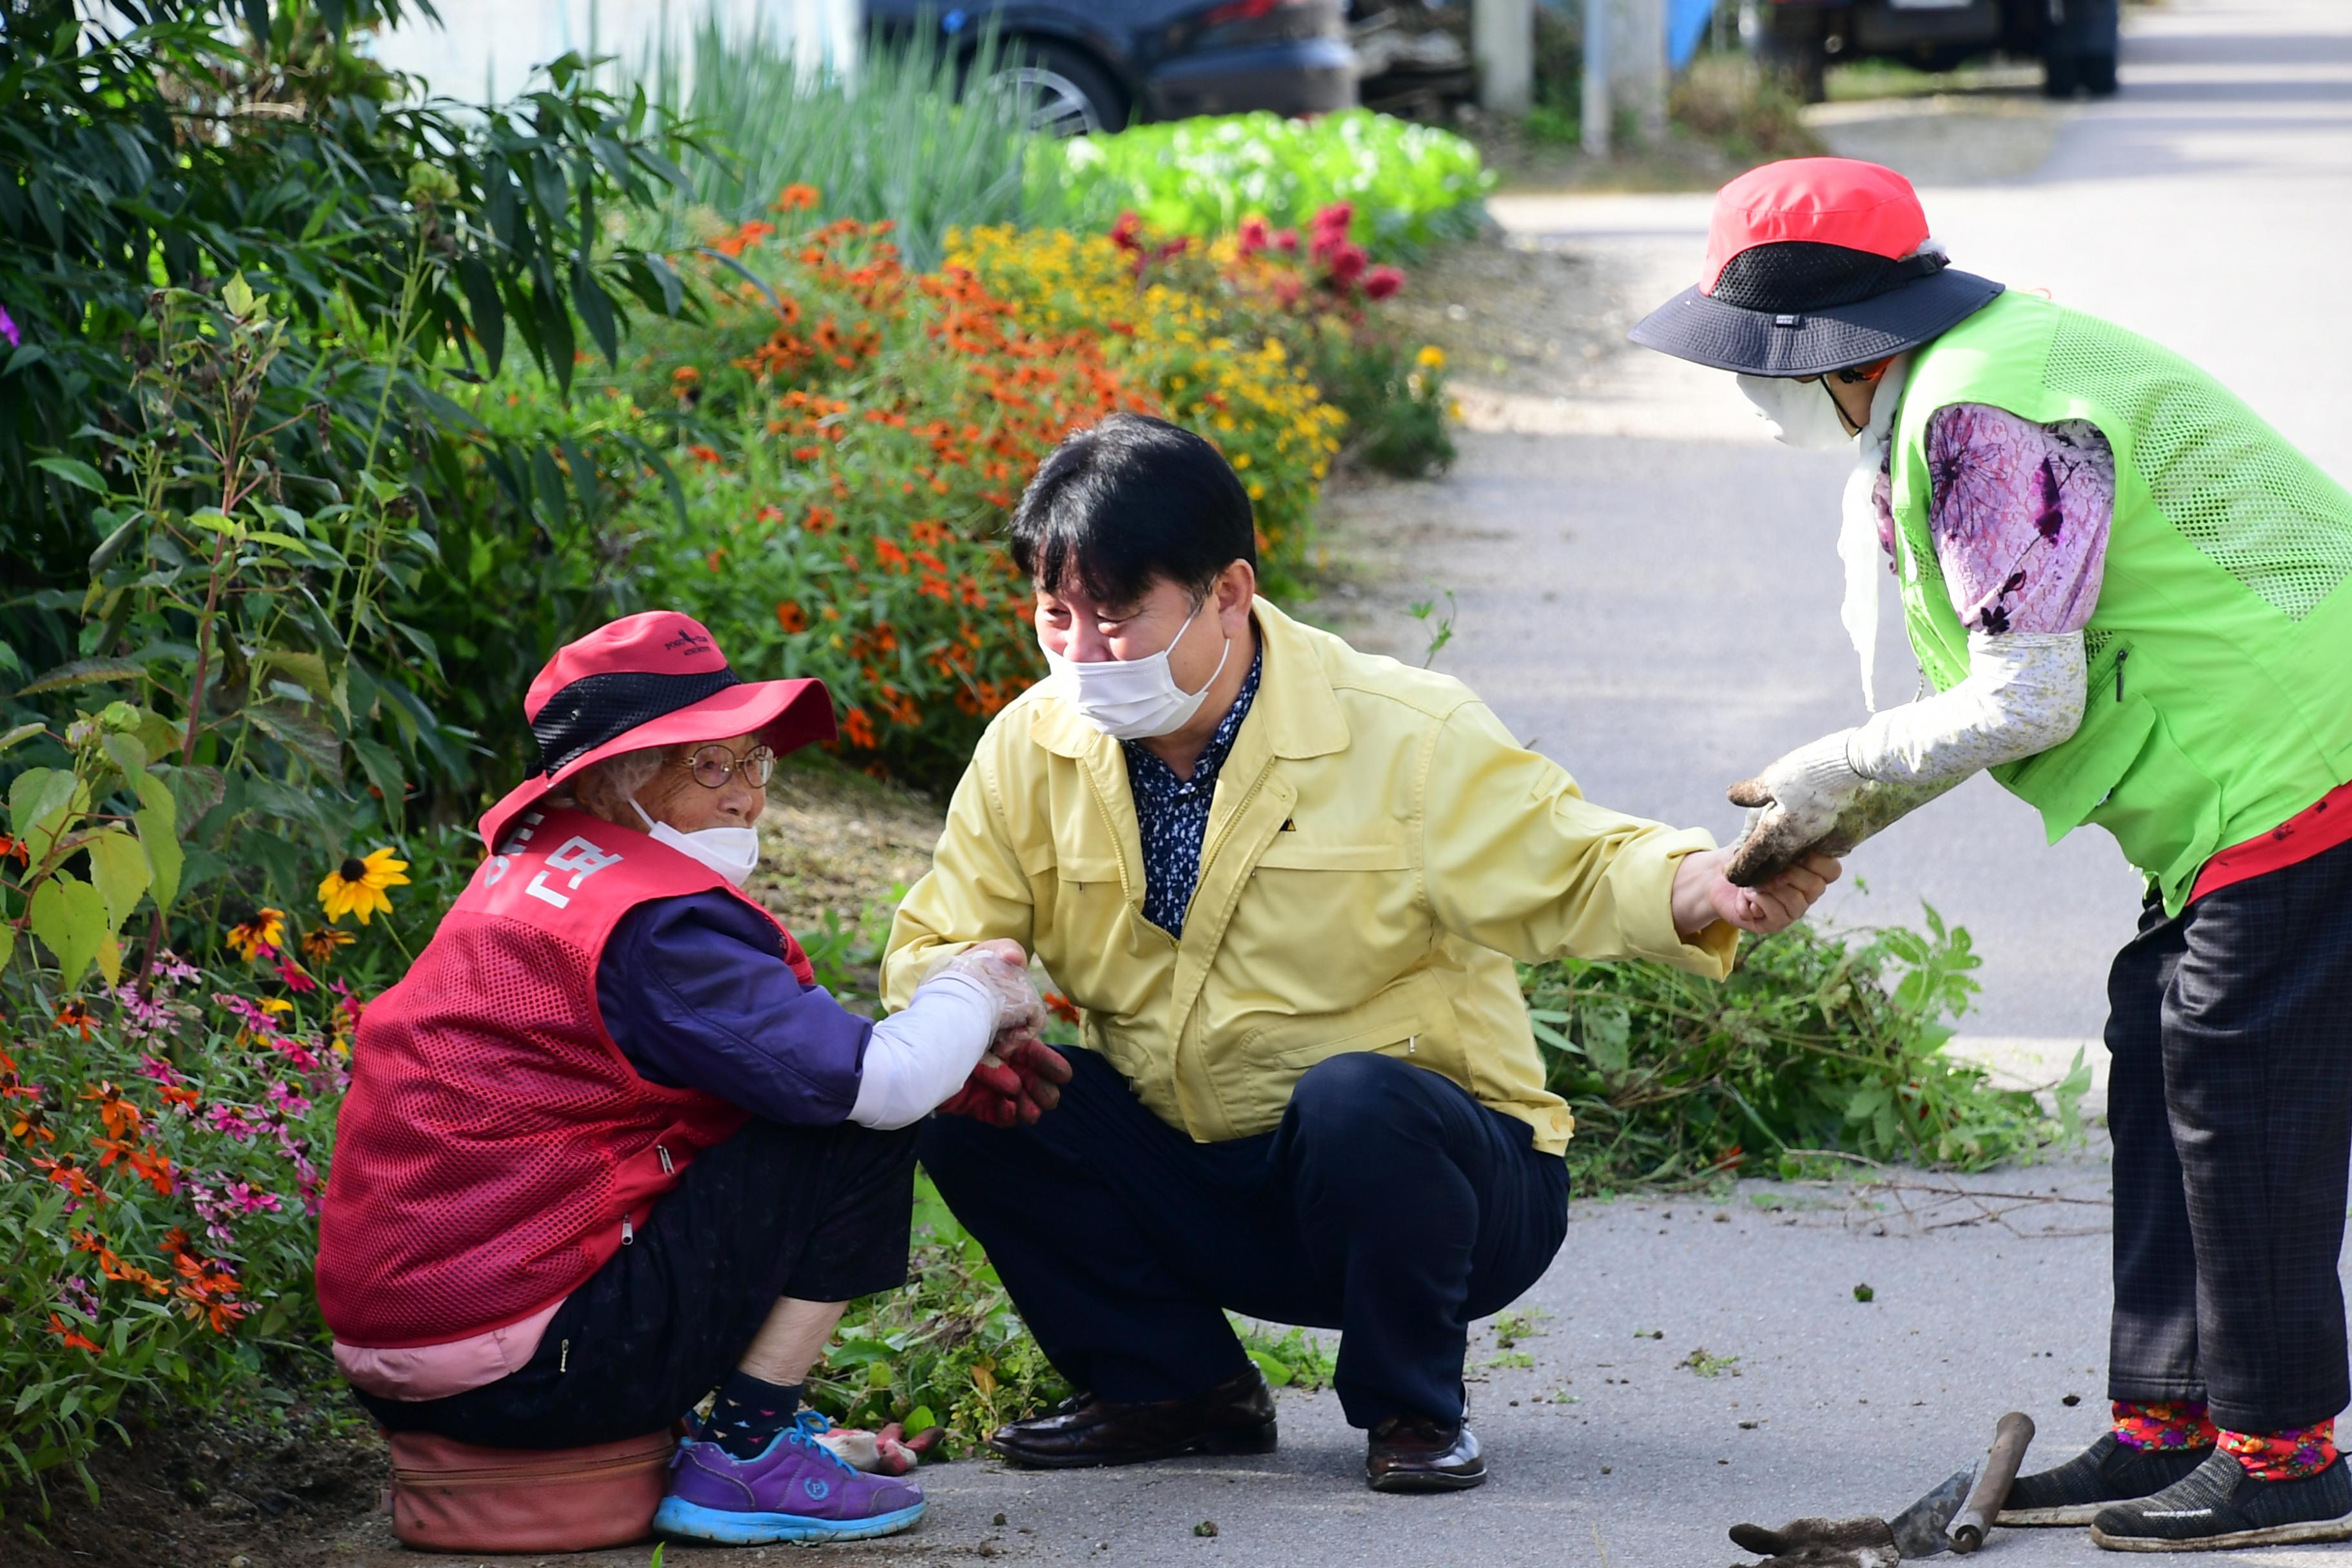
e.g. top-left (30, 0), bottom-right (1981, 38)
top-left (678, 742), bottom-right (776, 790)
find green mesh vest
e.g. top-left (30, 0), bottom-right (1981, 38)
top-left (1889, 290), bottom-right (2352, 914)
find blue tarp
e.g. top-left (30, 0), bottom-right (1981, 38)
top-left (1669, 0), bottom-right (1719, 69)
top-left (1533, 0), bottom-right (1721, 72)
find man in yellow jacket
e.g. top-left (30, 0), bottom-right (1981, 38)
top-left (883, 414), bottom-right (1835, 1493)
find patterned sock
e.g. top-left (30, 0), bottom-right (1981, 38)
top-left (709, 1371), bottom-right (805, 1459)
top-left (2219, 1420), bottom-right (2339, 1482)
top-left (2112, 1399), bottom-right (2218, 1451)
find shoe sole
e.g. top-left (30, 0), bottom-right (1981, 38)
top-left (2090, 1516), bottom-right (2352, 1552)
top-left (1367, 1466), bottom-right (1487, 1494)
top-left (988, 1424), bottom-right (1279, 1471)
top-left (2001, 1504), bottom-right (2106, 1527)
top-left (652, 1497), bottom-right (926, 1544)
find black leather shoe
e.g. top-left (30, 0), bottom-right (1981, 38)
top-left (1366, 1415), bottom-right (1486, 1493)
top-left (986, 1369), bottom-right (1277, 1469)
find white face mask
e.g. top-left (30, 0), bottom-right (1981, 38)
top-left (1043, 599), bottom-right (1231, 742)
top-left (1736, 373), bottom-right (1859, 451)
top-left (630, 798), bottom-right (761, 888)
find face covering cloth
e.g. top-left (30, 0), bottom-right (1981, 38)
top-left (1837, 354), bottom-right (1910, 713)
top-left (1735, 373), bottom-right (1859, 452)
top-left (631, 798), bottom-right (761, 888)
top-left (1044, 600), bottom-right (1232, 741)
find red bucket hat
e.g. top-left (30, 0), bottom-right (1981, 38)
top-left (1629, 157), bottom-right (2004, 377)
top-left (478, 611), bottom-right (836, 851)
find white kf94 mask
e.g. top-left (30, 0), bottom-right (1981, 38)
top-left (1736, 373), bottom-right (1859, 451)
top-left (1044, 600), bottom-right (1232, 742)
top-left (631, 798), bottom-right (761, 888)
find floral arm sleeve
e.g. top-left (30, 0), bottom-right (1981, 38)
top-left (1847, 405), bottom-right (2113, 785)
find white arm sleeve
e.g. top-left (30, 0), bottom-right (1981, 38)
top-left (846, 970), bottom-right (999, 1131)
top-left (1847, 631), bottom-right (2088, 787)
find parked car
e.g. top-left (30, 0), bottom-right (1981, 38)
top-left (1740, 0), bottom-right (2119, 101)
top-left (864, 0), bottom-right (1358, 133)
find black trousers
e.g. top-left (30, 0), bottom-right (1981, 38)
top-left (919, 1047), bottom-right (1571, 1430)
top-left (2106, 836), bottom-right (2352, 1433)
top-left (358, 1117), bottom-right (920, 1448)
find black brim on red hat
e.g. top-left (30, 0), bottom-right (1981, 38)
top-left (1631, 256), bottom-right (2005, 378)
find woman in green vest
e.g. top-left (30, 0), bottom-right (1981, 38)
top-left (1632, 157), bottom-right (2352, 1553)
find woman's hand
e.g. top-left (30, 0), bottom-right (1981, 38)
top-left (929, 941), bottom-right (1044, 1034)
top-left (1672, 846), bottom-right (1841, 938)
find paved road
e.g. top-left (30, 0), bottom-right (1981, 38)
top-left (346, 8), bottom-right (2352, 1567)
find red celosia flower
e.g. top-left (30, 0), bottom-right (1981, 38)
top-left (1362, 265), bottom-right (1406, 301)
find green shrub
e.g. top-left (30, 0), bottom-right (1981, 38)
top-left (1, 0), bottom-right (696, 825)
top-left (1525, 906), bottom-right (2088, 1192)
top-left (1043, 110), bottom-right (1494, 258)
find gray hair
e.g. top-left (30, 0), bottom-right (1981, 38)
top-left (556, 746), bottom-right (669, 826)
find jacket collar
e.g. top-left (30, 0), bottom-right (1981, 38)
top-left (1027, 596), bottom-right (1350, 763)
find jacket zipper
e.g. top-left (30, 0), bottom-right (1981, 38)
top-left (2114, 647), bottom-right (2130, 702)
top-left (657, 1143), bottom-right (673, 1175)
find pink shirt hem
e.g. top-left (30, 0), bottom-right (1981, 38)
top-left (333, 1298), bottom-right (564, 1402)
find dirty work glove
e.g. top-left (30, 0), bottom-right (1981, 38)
top-left (934, 1052), bottom-right (1026, 1127)
top-left (926, 945), bottom-right (1046, 1036)
top-left (994, 1029), bottom-right (1073, 1117)
top-left (812, 1420), bottom-right (940, 1476)
top-left (1727, 1516), bottom-right (1901, 1568)
top-left (1725, 730), bottom-right (1867, 887)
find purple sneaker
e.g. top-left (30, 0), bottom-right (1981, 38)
top-left (654, 1411), bottom-right (926, 1544)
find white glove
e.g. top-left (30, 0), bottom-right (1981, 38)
top-left (1725, 730), bottom-right (1868, 887)
top-left (925, 945), bottom-right (1044, 1037)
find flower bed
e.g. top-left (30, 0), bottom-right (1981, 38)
top-left (1, 774), bottom-right (410, 1485)
top-left (605, 200), bottom-right (1355, 787)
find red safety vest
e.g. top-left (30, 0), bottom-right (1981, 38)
top-left (316, 807), bottom-right (813, 1348)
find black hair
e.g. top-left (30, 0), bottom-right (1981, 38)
top-left (1006, 413), bottom-right (1255, 607)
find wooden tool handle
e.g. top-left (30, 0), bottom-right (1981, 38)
top-left (1948, 1411), bottom-right (2036, 1554)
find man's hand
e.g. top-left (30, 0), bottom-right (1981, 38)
top-left (994, 1029), bottom-right (1073, 1115)
top-left (1723, 731), bottom-right (1868, 887)
top-left (1672, 846), bottom-right (1840, 938)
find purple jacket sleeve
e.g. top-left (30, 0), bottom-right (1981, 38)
top-left (595, 892), bottom-right (873, 1125)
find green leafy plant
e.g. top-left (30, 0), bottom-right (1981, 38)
top-left (1678, 1347), bottom-right (1741, 1378)
top-left (804, 1171), bottom-right (1070, 1453)
top-left (2, 0), bottom-right (694, 815)
top-left (1525, 906), bottom-right (2083, 1191)
top-left (628, 14), bottom-right (1092, 272)
top-left (1043, 110), bottom-right (1494, 259)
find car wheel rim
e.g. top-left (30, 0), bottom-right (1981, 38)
top-left (990, 66), bottom-right (1102, 137)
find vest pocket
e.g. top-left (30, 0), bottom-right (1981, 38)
top-left (1999, 690), bottom-right (2157, 841)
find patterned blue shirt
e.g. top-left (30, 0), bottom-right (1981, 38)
top-left (1124, 649), bottom-right (1264, 938)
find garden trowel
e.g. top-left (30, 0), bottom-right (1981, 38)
top-left (1729, 1412), bottom-right (2037, 1566)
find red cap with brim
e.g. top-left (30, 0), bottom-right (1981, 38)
top-left (478, 611), bottom-right (837, 852)
top-left (1629, 156), bottom-right (2004, 377)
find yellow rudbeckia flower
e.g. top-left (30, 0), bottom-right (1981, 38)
top-left (318, 847), bottom-right (410, 926)
top-left (224, 908), bottom-right (286, 961)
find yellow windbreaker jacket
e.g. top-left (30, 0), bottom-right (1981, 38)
top-left (881, 599), bottom-right (1736, 1156)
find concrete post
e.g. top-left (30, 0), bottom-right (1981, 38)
top-left (1609, 0), bottom-right (1669, 145)
top-left (1581, 0), bottom-right (1611, 157)
top-left (1474, 0), bottom-right (1535, 114)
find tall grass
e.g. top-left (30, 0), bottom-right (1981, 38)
top-left (627, 10), bottom-right (1097, 269)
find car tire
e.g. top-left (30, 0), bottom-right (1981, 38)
top-left (988, 40), bottom-right (1131, 136)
